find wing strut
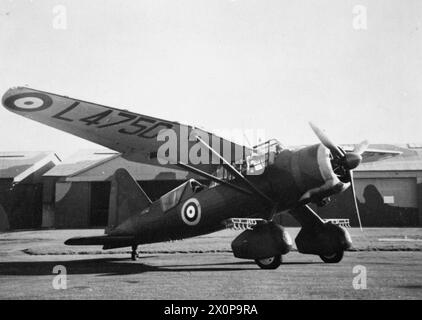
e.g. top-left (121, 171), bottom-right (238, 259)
top-left (176, 162), bottom-right (253, 196)
top-left (195, 136), bottom-right (274, 205)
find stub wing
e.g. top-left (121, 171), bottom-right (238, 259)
top-left (2, 87), bottom-right (251, 173)
top-left (360, 148), bottom-right (402, 163)
top-left (340, 145), bottom-right (403, 163)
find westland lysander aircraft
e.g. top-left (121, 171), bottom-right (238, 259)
top-left (2, 87), bottom-right (399, 269)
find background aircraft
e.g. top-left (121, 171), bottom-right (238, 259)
top-left (2, 87), bottom-right (400, 269)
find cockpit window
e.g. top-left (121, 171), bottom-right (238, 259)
top-left (190, 180), bottom-right (205, 193)
top-left (160, 179), bottom-right (204, 212)
top-left (160, 183), bottom-right (186, 212)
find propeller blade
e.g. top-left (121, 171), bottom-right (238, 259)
top-left (353, 140), bottom-right (369, 155)
top-left (309, 122), bottom-right (344, 158)
top-left (349, 170), bottom-right (363, 231)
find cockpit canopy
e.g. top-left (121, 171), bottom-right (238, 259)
top-left (160, 179), bottom-right (205, 212)
top-left (252, 139), bottom-right (283, 155)
top-left (244, 139), bottom-right (284, 175)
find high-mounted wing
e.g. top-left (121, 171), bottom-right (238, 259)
top-left (2, 87), bottom-right (252, 173)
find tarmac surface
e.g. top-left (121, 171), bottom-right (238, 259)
top-left (0, 228), bottom-right (421, 299)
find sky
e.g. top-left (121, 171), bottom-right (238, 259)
top-left (0, 0), bottom-right (421, 158)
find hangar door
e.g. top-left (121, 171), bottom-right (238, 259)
top-left (0, 181), bottom-right (43, 229)
top-left (354, 177), bottom-right (419, 226)
top-left (90, 182), bottom-right (110, 227)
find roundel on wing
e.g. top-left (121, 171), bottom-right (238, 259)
top-left (180, 198), bottom-right (201, 226)
top-left (3, 92), bottom-right (53, 112)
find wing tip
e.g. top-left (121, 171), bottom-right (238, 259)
top-left (2, 86), bottom-right (28, 108)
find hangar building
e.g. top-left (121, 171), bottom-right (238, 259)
top-left (320, 144), bottom-right (422, 227)
top-left (2, 144), bottom-right (422, 230)
top-left (0, 151), bottom-right (61, 230)
top-left (281, 144), bottom-right (422, 227)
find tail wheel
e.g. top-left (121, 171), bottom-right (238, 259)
top-left (131, 245), bottom-right (138, 261)
top-left (255, 255), bottom-right (282, 269)
top-left (319, 250), bottom-right (344, 263)
top-left (131, 251), bottom-right (137, 261)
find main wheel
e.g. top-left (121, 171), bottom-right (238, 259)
top-left (319, 250), bottom-right (344, 263)
top-left (255, 255), bottom-right (282, 269)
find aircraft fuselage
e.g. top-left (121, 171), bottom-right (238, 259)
top-left (109, 143), bottom-right (346, 246)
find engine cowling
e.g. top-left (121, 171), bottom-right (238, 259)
top-left (291, 144), bottom-right (348, 201)
top-left (231, 221), bottom-right (292, 259)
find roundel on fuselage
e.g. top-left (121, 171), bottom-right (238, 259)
top-left (180, 198), bottom-right (201, 226)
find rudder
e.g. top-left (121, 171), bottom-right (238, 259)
top-left (106, 168), bottom-right (152, 233)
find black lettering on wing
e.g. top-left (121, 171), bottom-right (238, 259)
top-left (119, 117), bottom-right (155, 135)
top-left (52, 102), bottom-right (80, 122)
top-left (139, 122), bottom-right (173, 139)
top-left (97, 112), bottom-right (136, 128)
top-left (80, 110), bottom-right (113, 126)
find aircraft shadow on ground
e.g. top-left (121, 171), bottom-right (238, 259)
top-left (0, 257), bottom-right (319, 276)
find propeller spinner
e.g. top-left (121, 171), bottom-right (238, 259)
top-left (309, 122), bottom-right (368, 231)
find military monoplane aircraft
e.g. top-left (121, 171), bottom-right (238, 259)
top-left (2, 87), bottom-right (400, 269)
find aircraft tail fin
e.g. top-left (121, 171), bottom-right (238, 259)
top-left (105, 168), bottom-right (152, 234)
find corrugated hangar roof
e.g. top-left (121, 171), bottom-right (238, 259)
top-left (0, 151), bottom-right (61, 181)
top-left (44, 149), bottom-right (119, 177)
top-left (44, 149), bottom-right (197, 181)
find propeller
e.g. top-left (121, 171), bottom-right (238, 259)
top-left (349, 170), bottom-right (363, 231)
top-left (309, 122), bottom-right (344, 159)
top-left (309, 122), bottom-right (368, 231)
top-left (353, 140), bottom-right (369, 155)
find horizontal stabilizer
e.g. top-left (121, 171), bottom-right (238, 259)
top-left (65, 235), bottom-right (135, 247)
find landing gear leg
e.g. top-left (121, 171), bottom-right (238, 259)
top-left (290, 206), bottom-right (352, 263)
top-left (131, 245), bottom-right (138, 261)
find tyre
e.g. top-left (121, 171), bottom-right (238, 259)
top-left (255, 255), bottom-right (282, 269)
top-left (319, 250), bottom-right (344, 263)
